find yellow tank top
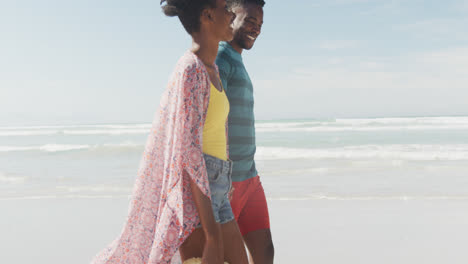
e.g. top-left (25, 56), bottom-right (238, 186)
top-left (202, 83), bottom-right (230, 161)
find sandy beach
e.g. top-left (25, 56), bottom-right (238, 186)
top-left (2, 197), bottom-right (468, 264)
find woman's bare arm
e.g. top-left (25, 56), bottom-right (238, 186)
top-left (187, 173), bottom-right (223, 263)
top-left (188, 174), bottom-right (219, 239)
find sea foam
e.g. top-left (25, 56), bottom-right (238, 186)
top-left (0, 124), bottom-right (151, 137)
top-left (256, 145), bottom-right (468, 161)
top-left (255, 116), bottom-right (468, 132)
top-left (3, 117), bottom-right (468, 136)
top-left (0, 143), bottom-right (143, 153)
top-left (0, 173), bottom-right (27, 184)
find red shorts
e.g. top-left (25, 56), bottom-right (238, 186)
top-left (230, 175), bottom-right (271, 236)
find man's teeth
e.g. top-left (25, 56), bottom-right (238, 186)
top-left (247, 35), bottom-right (256, 40)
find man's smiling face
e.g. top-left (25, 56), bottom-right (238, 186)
top-left (230, 3), bottom-right (264, 51)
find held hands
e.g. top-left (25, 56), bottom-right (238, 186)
top-left (202, 238), bottom-right (224, 264)
top-left (182, 231), bottom-right (229, 264)
top-left (184, 256), bottom-right (230, 264)
top-left (187, 177), bottom-right (229, 263)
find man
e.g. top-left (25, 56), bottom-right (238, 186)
top-left (216, 1), bottom-right (274, 263)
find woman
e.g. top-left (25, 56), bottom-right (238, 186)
top-left (92, 0), bottom-right (248, 263)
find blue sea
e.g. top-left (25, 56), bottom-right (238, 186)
top-left (2, 116), bottom-right (468, 201)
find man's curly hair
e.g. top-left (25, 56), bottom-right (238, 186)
top-left (227, 0), bottom-right (265, 9)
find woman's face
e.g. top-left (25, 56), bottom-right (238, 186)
top-left (211, 0), bottom-right (235, 42)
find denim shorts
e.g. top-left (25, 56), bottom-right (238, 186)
top-left (196, 153), bottom-right (234, 227)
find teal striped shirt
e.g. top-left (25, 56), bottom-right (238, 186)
top-left (216, 41), bottom-right (257, 182)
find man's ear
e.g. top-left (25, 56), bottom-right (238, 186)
top-left (201, 8), bottom-right (214, 23)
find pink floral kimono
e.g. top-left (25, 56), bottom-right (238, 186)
top-left (92, 51), bottom-right (214, 264)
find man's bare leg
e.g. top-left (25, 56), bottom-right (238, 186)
top-left (243, 229), bottom-right (274, 264)
top-left (222, 219), bottom-right (249, 264)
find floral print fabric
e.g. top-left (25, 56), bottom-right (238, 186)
top-left (92, 51), bottom-right (214, 264)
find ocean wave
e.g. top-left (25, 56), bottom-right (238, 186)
top-left (62, 129), bottom-right (149, 135)
top-left (4, 194), bottom-right (468, 201)
top-left (0, 195), bottom-right (131, 201)
top-left (3, 117), bottom-right (468, 137)
top-left (3, 143), bottom-right (468, 160)
top-left (335, 116), bottom-right (468, 125)
top-left (0, 130), bottom-right (60, 136)
top-left (268, 195), bottom-right (468, 201)
top-left (0, 143), bottom-right (143, 153)
top-left (0, 124), bottom-right (152, 137)
top-left (256, 125), bottom-right (468, 132)
top-left (0, 185), bottom-right (134, 200)
top-left (0, 144), bottom-right (91, 152)
top-left (56, 185), bottom-right (133, 193)
top-left (256, 145), bottom-right (468, 161)
top-left (255, 116), bottom-right (468, 132)
top-left (0, 173), bottom-right (28, 184)
top-left (0, 124), bottom-right (151, 130)
top-left (0, 128), bottom-right (150, 137)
